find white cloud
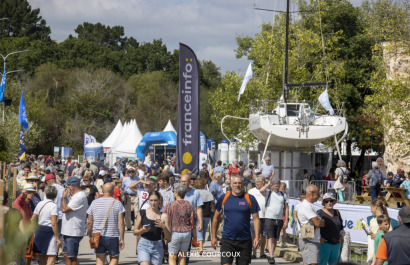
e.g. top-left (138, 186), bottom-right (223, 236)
top-left (29, 0), bottom-right (282, 73)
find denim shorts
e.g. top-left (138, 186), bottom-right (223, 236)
top-left (168, 231), bottom-right (191, 254)
top-left (137, 237), bottom-right (164, 265)
top-left (94, 236), bottom-right (120, 257)
top-left (62, 235), bottom-right (83, 258)
top-left (250, 218), bottom-right (266, 236)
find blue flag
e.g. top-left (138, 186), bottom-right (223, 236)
top-left (19, 125), bottom-right (25, 161)
top-left (0, 65), bottom-right (5, 103)
top-left (19, 92), bottom-right (29, 131)
top-left (84, 133), bottom-right (91, 146)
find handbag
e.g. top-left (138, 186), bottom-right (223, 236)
top-left (89, 199), bottom-right (116, 249)
top-left (297, 214), bottom-right (315, 239)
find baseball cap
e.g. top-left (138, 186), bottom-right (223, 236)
top-left (149, 176), bottom-right (158, 181)
top-left (322, 193), bottom-right (336, 201)
top-left (387, 172), bottom-right (394, 176)
top-left (152, 164), bottom-right (159, 169)
top-left (112, 174), bottom-right (119, 179)
top-left (45, 173), bottom-right (55, 181)
top-left (399, 206), bottom-right (410, 224)
top-left (397, 168), bottom-right (402, 172)
top-left (99, 170), bottom-right (106, 176)
top-left (66, 177), bottom-right (81, 186)
top-left (271, 178), bottom-right (281, 185)
top-left (255, 169), bottom-right (261, 175)
top-left (58, 171), bottom-right (64, 176)
top-left (202, 163), bottom-right (207, 167)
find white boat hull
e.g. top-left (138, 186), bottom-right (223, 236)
top-left (249, 114), bottom-right (346, 149)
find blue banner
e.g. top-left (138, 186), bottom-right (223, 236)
top-left (176, 43), bottom-right (200, 175)
top-left (0, 65), bottom-right (5, 103)
top-left (19, 92), bottom-right (29, 131)
top-left (19, 125), bottom-right (25, 160)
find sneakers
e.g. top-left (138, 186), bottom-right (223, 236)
top-left (268, 257), bottom-right (275, 264)
top-left (281, 242), bottom-right (287, 248)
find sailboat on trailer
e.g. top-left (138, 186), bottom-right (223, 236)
top-left (247, 0), bottom-right (347, 150)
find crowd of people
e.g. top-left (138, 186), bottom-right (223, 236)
top-left (1, 153), bottom-right (410, 265)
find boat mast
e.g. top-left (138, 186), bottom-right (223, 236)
top-left (283, 0), bottom-right (290, 103)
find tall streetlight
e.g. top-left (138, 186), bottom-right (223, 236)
top-left (0, 50), bottom-right (29, 121)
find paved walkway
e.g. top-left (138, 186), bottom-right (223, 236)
top-left (75, 230), bottom-right (302, 265)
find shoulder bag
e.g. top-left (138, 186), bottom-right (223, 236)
top-left (89, 199), bottom-right (116, 249)
top-left (297, 213), bottom-right (315, 240)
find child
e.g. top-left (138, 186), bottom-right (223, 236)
top-left (279, 182), bottom-right (288, 247)
top-left (373, 215), bottom-right (390, 265)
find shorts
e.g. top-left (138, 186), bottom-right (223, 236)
top-left (94, 236), bottom-right (120, 257)
top-left (168, 231), bottom-right (191, 254)
top-left (62, 235), bottom-right (83, 258)
top-left (264, 219), bottom-right (284, 239)
top-left (220, 237), bottom-right (252, 265)
top-left (250, 218), bottom-right (266, 236)
top-left (300, 238), bottom-right (319, 265)
top-left (137, 237), bottom-right (164, 265)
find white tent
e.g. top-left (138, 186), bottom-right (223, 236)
top-left (110, 119), bottom-right (143, 159)
top-left (163, 120), bottom-right (177, 134)
top-left (102, 120), bottom-right (123, 149)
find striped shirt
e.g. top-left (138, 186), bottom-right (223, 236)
top-left (87, 197), bottom-right (125, 237)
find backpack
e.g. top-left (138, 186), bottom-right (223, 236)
top-left (339, 168), bottom-right (350, 184)
top-left (221, 192), bottom-right (252, 212)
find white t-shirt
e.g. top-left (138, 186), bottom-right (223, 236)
top-left (34, 199), bottom-right (58, 227)
top-left (87, 197), bottom-right (125, 237)
top-left (296, 199), bottom-right (321, 243)
top-left (248, 187), bottom-right (266, 219)
top-left (138, 189), bottom-right (150, 210)
top-left (138, 169), bottom-right (145, 180)
top-left (265, 190), bottom-right (288, 220)
top-left (61, 191), bottom-right (88, 237)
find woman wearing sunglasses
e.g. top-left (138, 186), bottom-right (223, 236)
top-left (317, 193), bottom-right (344, 265)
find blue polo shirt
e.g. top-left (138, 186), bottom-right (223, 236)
top-left (215, 192), bottom-right (260, 241)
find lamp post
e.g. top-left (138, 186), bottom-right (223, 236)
top-left (0, 50), bottom-right (29, 121)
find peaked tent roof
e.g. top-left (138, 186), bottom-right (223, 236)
top-left (163, 120), bottom-right (177, 134)
top-left (110, 121), bottom-right (129, 151)
top-left (111, 119), bottom-right (143, 154)
top-left (102, 120), bottom-right (123, 148)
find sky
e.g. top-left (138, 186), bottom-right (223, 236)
top-left (28, 0), bottom-right (364, 75)
top-left (28, 0), bottom-right (288, 74)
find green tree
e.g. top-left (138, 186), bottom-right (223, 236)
top-left (0, 0), bottom-right (50, 40)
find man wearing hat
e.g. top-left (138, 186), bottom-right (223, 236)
top-left (13, 183), bottom-right (37, 265)
top-left (375, 206), bottom-right (410, 264)
top-left (61, 177), bottom-right (88, 265)
top-left (25, 172), bottom-right (42, 210)
top-left (262, 178), bottom-right (289, 264)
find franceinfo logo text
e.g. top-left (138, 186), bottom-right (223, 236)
top-left (177, 251), bottom-right (241, 258)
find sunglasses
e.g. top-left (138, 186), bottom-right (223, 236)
top-left (323, 200), bottom-right (334, 204)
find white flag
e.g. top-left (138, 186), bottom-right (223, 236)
top-left (238, 62), bottom-right (253, 101)
top-left (90, 134), bottom-right (96, 143)
top-left (84, 133), bottom-right (91, 146)
top-left (318, 89), bottom-right (334, 115)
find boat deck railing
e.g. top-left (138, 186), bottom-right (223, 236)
top-left (249, 99), bottom-right (345, 117)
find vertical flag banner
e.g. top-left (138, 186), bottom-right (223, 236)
top-left (318, 89), bottom-right (335, 115)
top-left (176, 43), bottom-right (200, 175)
top-left (19, 92), bottom-right (29, 130)
top-left (237, 62), bottom-right (252, 101)
top-left (90, 134), bottom-right (96, 143)
top-left (0, 64), bottom-right (5, 103)
top-left (84, 133), bottom-right (91, 146)
top-left (19, 125), bottom-right (25, 160)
